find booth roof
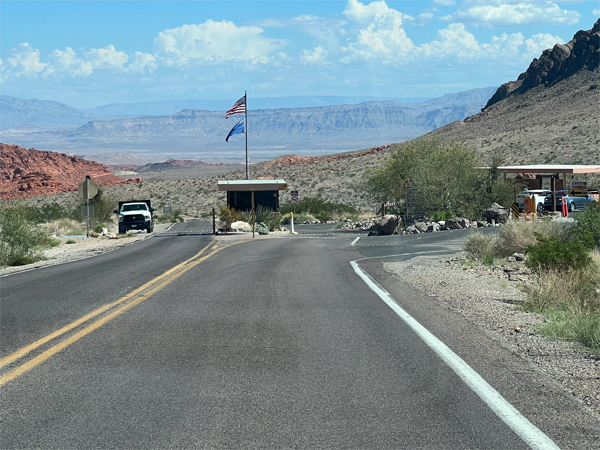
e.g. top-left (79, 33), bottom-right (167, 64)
top-left (493, 165), bottom-right (600, 174)
top-left (217, 179), bottom-right (288, 191)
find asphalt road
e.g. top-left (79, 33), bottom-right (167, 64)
top-left (0, 221), bottom-right (597, 449)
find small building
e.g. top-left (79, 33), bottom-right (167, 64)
top-left (495, 165), bottom-right (600, 191)
top-left (217, 179), bottom-right (288, 212)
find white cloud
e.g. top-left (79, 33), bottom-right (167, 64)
top-left (433, 0), bottom-right (456, 5)
top-left (84, 45), bottom-right (128, 70)
top-left (300, 46), bottom-right (329, 65)
top-left (523, 33), bottom-right (563, 57)
top-left (593, 8), bottom-right (599, 17)
top-left (3, 43), bottom-right (47, 76)
top-left (417, 23), bottom-right (563, 61)
top-left (126, 52), bottom-right (157, 74)
top-left (153, 20), bottom-right (284, 65)
top-left (415, 12), bottom-right (434, 26)
top-left (48, 47), bottom-right (93, 76)
top-left (442, 0), bottom-right (582, 28)
top-left (419, 23), bottom-right (481, 59)
top-left (340, 0), bottom-right (415, 63)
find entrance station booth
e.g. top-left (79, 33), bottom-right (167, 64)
top-left (217, 179), bottom-right (288, 212)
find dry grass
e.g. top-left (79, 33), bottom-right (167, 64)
top-left (523, 251), bottom-right (600, 352)
top-left (39, 219), bottom-right (86, 236)
top-left (464, 219), bottom-right (565, 261)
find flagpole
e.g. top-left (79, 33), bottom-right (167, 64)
top-left (245, 91), bottom-right (248, 180)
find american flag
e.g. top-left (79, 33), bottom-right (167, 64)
top-left (225, 95), bottom-right (246, 118)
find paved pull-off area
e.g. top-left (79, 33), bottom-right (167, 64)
top-left (0, 221), bottom-right (598, 449)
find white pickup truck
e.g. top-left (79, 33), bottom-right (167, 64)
top-left (115, 200), bottom-right (154, 234)
top-left (515, 189), bottom-right (551, 213)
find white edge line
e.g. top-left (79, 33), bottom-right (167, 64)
top-left (350, 260), bottom-right (560, 450)
top-left (350, 237), bottom-right (360, 246)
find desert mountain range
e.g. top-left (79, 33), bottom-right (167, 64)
top-left (2, 20), bottom-right (598, 213)
top-left (0, 87), bottom-right (496, 160)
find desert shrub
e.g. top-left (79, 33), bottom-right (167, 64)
top-left (219, 206), bottom-right (243, 232)
top-left (94, 223), bottom-right (106, 233)
top-left (66, 239), bottom-right (76, 244)
top-left (239, 205), bottom-right (281, 231)
top-left (0, 205), bottom-right (49, 266)
top-left (280, 197), bottom-right (358, 221)
top-left (464, 232), bottom-right (497, 261)
top-left (46, 238), bottom-right (61, 247)
top-left (43, 218), bottom-right (86, 236)
top-left (525, 235), bottom-right (592, 271)
top-left (256, 222), bottom-right (269, 235)
top-left (523, 253), bottom-right (600, 352)
top-left (493, 220), bottom-right (564, 257)
top-left (280, 213), bottom-right (316, 225)
top-left (568, 200), bottom-right (600, 250)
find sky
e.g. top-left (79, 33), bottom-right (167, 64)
top-left (1, 0), bottom-right (598, 109)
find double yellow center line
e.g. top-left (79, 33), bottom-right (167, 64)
top-left (0, 240), bottom-right (241, 387)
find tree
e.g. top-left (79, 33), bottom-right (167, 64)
top-left (365, 140), bottom-right (514, 220)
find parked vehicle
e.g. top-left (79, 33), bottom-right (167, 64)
top-left (515, 189), bottom-right (551, 213)
top-left (543, 190), bottom-right (597, 212)
top-left (115, 200), bottom-right (155, 234)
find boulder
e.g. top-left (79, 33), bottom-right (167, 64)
top-left (370, 215), bottom-right (400, 235)
top-left (231, 221), bottom-right (252, 232)
top-left (414, 221), bottom-right (429, 233)
top-left (445, 217), bottom-right (470, 230)
top-left (485, 203), bottom-right (509, 224)
top-left (427, 223), bottom-right (441, 232)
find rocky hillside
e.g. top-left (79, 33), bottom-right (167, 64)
top-left (429, 19), bottom-right (599, 165)
top-left (0, 144), bottom-right (143, 200)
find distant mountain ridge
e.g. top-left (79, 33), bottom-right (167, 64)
top-left (0, 87), bottom-right (497, 160)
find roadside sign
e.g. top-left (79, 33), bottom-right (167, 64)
top-left (78, 176), bottom-right (98, 201)
top-left (291, 190), bottom-right (299, 204)
top-left (81, 205), bottom-right (95, 217)
top-left (384, 200), bottom-right (405, 207)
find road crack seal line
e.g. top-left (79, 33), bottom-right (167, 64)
top-left (0, 240), bottom-right (245, 387)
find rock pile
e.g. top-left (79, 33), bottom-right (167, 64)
top-left (339, 216), bottom-right (495, 236)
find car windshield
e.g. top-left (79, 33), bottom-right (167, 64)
top-left (122, 204), bottom-right (147, 211)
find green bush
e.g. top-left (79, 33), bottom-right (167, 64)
top-left (569, 200), bottom-right (600, 250)
top-left (525, 234), bottom-right (592, 271)
top-left (239, 205), bottom-right (281, 231)
top-left (0, 205), bottom-right (49, 266)
top-left (365, 140), bottom-right (515, 220)
top-left (94, 223), bottom-right (106, 233)
top-left (66, 239), bottom-right (76, 244)
top-left (219, 206), bottom-right (243, 232)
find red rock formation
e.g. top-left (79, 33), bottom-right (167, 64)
top-left (263, 144), bottom-right (391, 169)
top-left (0, 143), bottom-right (144, 200)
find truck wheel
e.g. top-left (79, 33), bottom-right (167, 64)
top-left (119, 224), bottom-right (127, 234)
top-left (147, 225), bottom-right (153, 233)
